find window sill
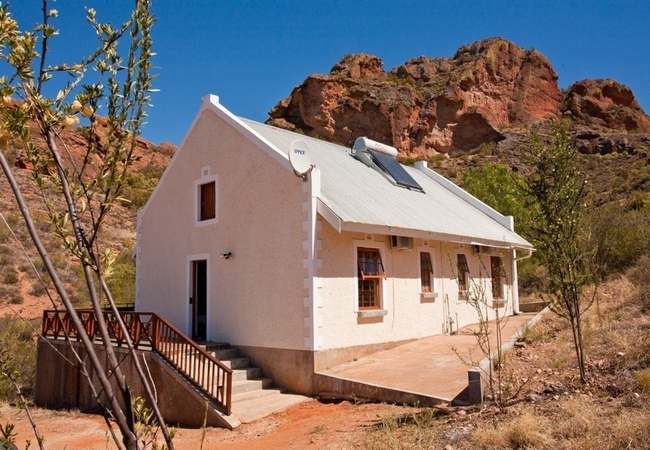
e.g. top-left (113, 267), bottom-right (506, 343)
top-left (357, 309), bottom-right (388, 318)
top-left (195, 218), bottom-right (218, 227)
top-left (420, 292), bottom-right (438, 303)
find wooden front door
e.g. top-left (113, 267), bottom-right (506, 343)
top-left (191, 260), bottom-right (207, 341)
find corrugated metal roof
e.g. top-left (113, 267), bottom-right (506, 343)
top-left (241, 118), bottom-right (533, 250)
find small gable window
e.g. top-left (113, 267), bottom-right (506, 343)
top-left (358, 248), bottom-right (385, 309)
top-left (200, 181), bottom-right (216, 221)
top-left (457, 254), bottom-right (470, 300)
top-left (195, 172), bottom-right (218, 226)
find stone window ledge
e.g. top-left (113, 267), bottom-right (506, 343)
top-left (357, 309), bottom-right (388, 318)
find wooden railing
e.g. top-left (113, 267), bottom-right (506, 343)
top-left (42, 309), bottom-right (233, 415)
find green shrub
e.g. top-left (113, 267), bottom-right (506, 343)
top-left (626, 254), bottom-right (650, 286)
top-left (586, 204), bottom-right (650, 279)
top-left (28, 281), bottom-right (47, 297)
top-left (627, 255), bottom-right (650, 311)
top-left (0, 225), bottom-right (10, 245)
top-left (0, 286), bottom-right (21, 305)
top-left (636, 369), bottom-right (650, 393)
top-left (461, 162), bottom-right (531, 236)
top-left (517, 258), bottom-right (549, 295)
top-left (152, 144), bottom-right (175, 157)
top-left (2, 267), bottom-right (18, 285)
top-left (0, 316), bottom-right (36, 401)
top-left (469, 141), bottom-right (496, 156)
top-left (106, 249), bottom-right (136, 306)
top-left (120, 163), bottom-right (165, 210)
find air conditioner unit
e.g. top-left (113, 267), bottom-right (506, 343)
top-left (473, 245), bottom-right (492, 255)
top-left (390, 235), bottom-right (413, 250)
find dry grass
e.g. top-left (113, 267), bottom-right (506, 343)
top-left (360, 257), bottom-right (650, 450)
top-left (363, 409), bottom-right (442, 449)
top-left (470, 398), bottom-right (650, 449)
top-left (472, 411), bottom-right (551, 449)
top-left (636, 369), bottom-right (650, 393)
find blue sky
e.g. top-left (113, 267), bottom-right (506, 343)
top-left (8, 1), bottom-right (650, 146)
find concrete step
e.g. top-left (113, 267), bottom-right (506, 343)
top-left (232, 387), bottom-right (287, 403)
top-left (190, 342), bottom-right (303, 425)
top-left (220, 357), bottom-right (250, 370)
top-left (231, 377), bottom-right (274, 395)
top-left (210, 348), bottom-right (240, 360)
top-left (232, 366), bottom-right (263, 382)
top-left (231, 391), bottom-right (310, 424)
top-left (202, 342), bottom-right (230, 351)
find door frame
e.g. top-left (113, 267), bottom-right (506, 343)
top-left (187, 254), bottom-right (210, 340)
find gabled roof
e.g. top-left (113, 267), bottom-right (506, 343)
top-left (152, 95), bottom-right (533, 251)
top-left (236, 118), bottom-right (533, 252)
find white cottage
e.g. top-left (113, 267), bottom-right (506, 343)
top-left (136, 94), bottom-right (533, 394)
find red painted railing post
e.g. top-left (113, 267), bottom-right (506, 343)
top-left (151, 315), bottom-right (159, 349)
top-left (41, 311), bottom-right (48, 336)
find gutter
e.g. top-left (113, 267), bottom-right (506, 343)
top-left (515, 249), bottom-right (534, 262)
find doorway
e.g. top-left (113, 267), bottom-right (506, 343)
top-left (191, 259), bottom-right (207, 341)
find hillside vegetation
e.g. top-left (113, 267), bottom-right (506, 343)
top-left (0, 139), bottom-right (173, 320)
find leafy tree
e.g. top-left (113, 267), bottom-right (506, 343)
top-left (461, 162), bottom-right (544, 293)
top-left (0, 1), bottom-right (172, 448)
top-left (461, 162), bottom-right (531, 235)
top-left (584, 203), bottom-right (650, 280)
top-left (524, 123), bottom-right (592, 383)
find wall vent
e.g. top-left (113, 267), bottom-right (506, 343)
top-left (390, 235), bottom-right (414, 250)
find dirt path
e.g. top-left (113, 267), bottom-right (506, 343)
top-left (2, 400), bottom-right (410, 449)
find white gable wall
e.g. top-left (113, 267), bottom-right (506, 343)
top-left (137, 109), bottom-right (307, 350)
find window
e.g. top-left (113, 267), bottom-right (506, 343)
top-left (195, 170), bottom-right (218, 226)
top-left (420, 252), bottom-right (433, 293)
top-left (357, 248), bottom-right (385, 309)
top-left (199, 181), bottom-right (216, 221)
top-left (491, 256), bottom-right (504, 300)
top-left (457, 254), bottom-right (470, 300)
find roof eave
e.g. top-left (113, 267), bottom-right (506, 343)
top-left (316, 200), bottom-right (534, 251)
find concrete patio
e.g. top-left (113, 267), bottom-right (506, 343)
top-left (316, 311), bottom-right (543, 405)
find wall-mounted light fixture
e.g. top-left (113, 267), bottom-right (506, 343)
top-left (220, 252), bottom-right (233, 260)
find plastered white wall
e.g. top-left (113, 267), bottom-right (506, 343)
top-left (137, 109), bottom-right (307, 349)
top-left (437, 242), bottom-right (516, 333)
top-left (318, 220), bottom-right (516, 350)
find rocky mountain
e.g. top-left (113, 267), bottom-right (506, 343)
top-left (267, 37), bottom-right (650, 159)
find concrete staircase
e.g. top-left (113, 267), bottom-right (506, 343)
top-left (204, 343), bottom-right (308, 423)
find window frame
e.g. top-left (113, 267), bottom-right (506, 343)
top-left (195, 173), bottom-right (218, 227)
top-left (457, 253), bottom-right (470, 300)
top-left (200, 181), bottom-right (216, 221)
top-left (491, 255), bottom-right (504, 301)
top-left (420, 251), bottom-right (434, 293)
top-left (356, 246), bottom-right (386, 311)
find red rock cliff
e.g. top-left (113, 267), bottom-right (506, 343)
top-left (267, 37), bottom-right (649, 157)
